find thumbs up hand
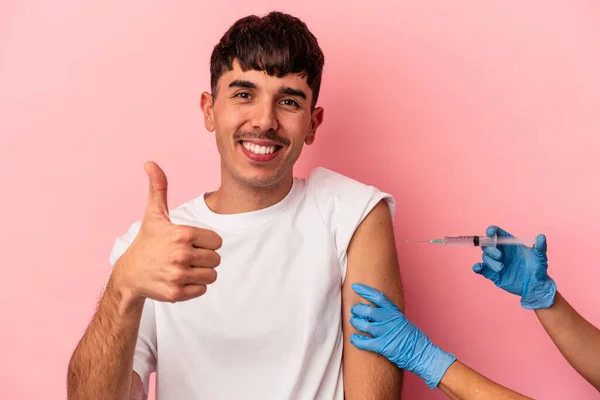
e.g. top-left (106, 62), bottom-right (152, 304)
top-left (111, 161), bottom-right (222, 304)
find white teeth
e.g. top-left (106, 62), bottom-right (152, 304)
top-left (242, 142), bottom-right (277, 155)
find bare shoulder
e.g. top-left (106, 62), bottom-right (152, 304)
top-left (342, 199), bottom-right (405, 399)
top-left (346, 199), bottom-right (404, 308)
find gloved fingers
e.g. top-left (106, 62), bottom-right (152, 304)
top-left (482, 254), bottom-right (504, 272)
top-left (482, 245), bottom-right (502, 261)
top-left (351, 303), bottom-right (397, 322)
top-left (350, 333), bottom-right (379, 352)
top-left (350, 316), bottom-right (372, 336)
top-left (473, 262), bottom-right (500, 281)
top-left (472, 262), bottom-right (484, 273)
top-left (486, 225), bottom-right (513, 238)
top-left (350, 316), bottom-right (389, 338)
top-left (534, 234), bottom-right (547, 255)
top-left (352, 283), bottom-right (397, 309)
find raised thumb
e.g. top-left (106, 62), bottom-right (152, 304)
top-left (144, 161), bottom-right (169, 219)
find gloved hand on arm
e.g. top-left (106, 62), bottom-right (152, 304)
top-left (349, 283), bottom-right (456, 389)
top-left (349, 283), bottom-right (534, 398)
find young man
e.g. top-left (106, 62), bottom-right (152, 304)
top-left (67, 11), bottom-right (404, 400)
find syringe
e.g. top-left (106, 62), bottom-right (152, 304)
top-left (406, 235), bottom-right (535, 247)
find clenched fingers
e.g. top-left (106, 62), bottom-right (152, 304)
top-left (190, 248), bottom-right (221, 268)
top-left (170, 225), bottom-right (223, 250)
top-left (165, 284), bottom-right (208, 303)
top-left (169, 247), bottom-right (221, 268)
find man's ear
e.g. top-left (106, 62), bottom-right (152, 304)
top-left (305, 106), bottom-right (324, 145)
top-left (200, 92), bottom-right (215, 132)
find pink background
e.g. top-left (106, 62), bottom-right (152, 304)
top-left (2, 1), bottom-right (599, 399)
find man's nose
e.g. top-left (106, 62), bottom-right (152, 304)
top-left (251, 101), bottom-right (279, 132)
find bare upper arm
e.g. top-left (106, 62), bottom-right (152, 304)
top-left (342, 200), bottom-right (405, 399)
top-left (129, 372), bottom-right (147, 400)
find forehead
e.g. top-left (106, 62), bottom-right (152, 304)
top-left (219, 60), bottom-right (311, 93)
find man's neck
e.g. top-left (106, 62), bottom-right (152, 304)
top-left (205, 173), bottom-right (294, 215)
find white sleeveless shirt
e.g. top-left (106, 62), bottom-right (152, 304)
top-left (108, 167), bottom-right (395, 399)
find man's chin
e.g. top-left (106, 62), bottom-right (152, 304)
top-left (239, 174), bottom-right (283, 189)
top-left (233, 168), bottom-right (290, 189)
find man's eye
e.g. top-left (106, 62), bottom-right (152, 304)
top-left (235, 92), bottom-right (252, 99)
top-left (281, 99), bottom-right (299, 107)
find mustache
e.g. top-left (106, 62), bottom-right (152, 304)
top-left (233, 130), bottom-right (290, 147)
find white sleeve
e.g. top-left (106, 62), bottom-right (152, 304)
top-left (103, 220), bottom-right (142, 291)
top-left (108, 220), bottom-right (142, 268)
top-left (107, 220), bottom-right (157, 395)
top-left (308, 168), bottom-right (396, 282)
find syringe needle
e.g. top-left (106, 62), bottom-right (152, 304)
top-left (406, 239), bottom-right (444, 244)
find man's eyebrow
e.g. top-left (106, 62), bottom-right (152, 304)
top-left (280, 86), bottom-right (307, 100)
top-left (228, 80), bottom-right (258, 89)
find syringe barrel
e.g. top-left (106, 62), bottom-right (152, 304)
top-left (443, 235), bottom-right (498, 246)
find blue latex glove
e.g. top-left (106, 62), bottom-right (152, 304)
top-left (473, 225), bottom-right (557, 309)
top-left (349, 283), bottom-right (456, 389)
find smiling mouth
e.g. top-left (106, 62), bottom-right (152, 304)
top-left (239, 140), bottom-right (283, 155)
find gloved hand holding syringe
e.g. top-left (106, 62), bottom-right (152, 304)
top-left (407, 234), bottom-right (535, 247)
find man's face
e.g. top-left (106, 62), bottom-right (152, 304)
top-left (201, 60), bottom-right (324, 189)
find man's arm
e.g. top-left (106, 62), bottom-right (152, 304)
top-left (67, 161), bottom-right (220, 398)
top-left (534, 291), bottom-right (600, 391)
top-left (342, 200), bottom-right (405, 399)
top-left (67, 279), bottom-right (145, 399)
